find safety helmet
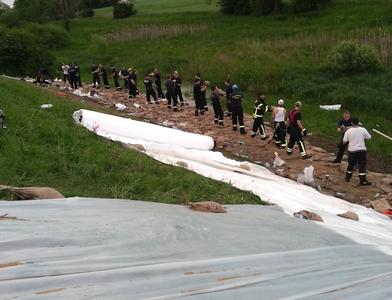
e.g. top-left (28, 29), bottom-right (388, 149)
top-left (278, 99), bottom-right (284, 106)
top-left (232, 84), bottom-right (239, 91)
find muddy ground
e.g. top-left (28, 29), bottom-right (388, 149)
top-left (51, 83), bottom-right (392, 216)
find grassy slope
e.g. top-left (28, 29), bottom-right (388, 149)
top-left (54, 0), bottom-right (392, 168)
top-left (0, 78), bottom-right (261, 204)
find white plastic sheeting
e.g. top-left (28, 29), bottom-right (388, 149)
top-left (320, 104), bottom-right (342, 111)
top-left (1, 199), bottom-right (392, 299)
top-left (73, 109), bottom-right (215, 151)
top-left (73, 109), bottom-right (392, 256)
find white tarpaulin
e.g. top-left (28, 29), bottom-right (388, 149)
top-left (320, 104), bottom-right (342, 111)
top-left (1, 199), bottom-right (392, 299)
top-left (73, 110), bottom-right (392, 256)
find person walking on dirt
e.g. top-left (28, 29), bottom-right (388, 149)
top-left (287, 101), bottom-right (311, 159)
top-left (230, 84), bottom-right (246, 134)
top-left (68, 64), bottom-right (77, 89)
top-left (128, 68), bottom-right (137, 98)
top-left (201, 79), bottom-right (209, 112)
top-left (74, 63), bottom-right (82, 88)
top-left (224, 79), bottom-right (233, 117)
top-left (193, 74), bottom-right (204, 116)
top-left (343, 118), bottom-right (372, 186)
top-left (144, 73), bottom-right (159, 104)
top-left (251, 92), bottom-right (271, 140)
top-left (62, 63), bottom-right (70, 84)
top-left (153, 68), bottom-right (164, 99)
top-left (211, 85), bottom-right (226, 126)
top-left (332, 110), bottom-right (352, 163)
top-left (272, 99), bottom-right (287, 148)
top-left (120, 68), bottom-right (129, 90)
top-left (111, 66), bottom-right (121, 90)
top-left (165, 74), bottom-right (176, 111)
top-left (99, 64), bottom-right (110, 89)
top-left (172, 71), bottom-right (184, 106)
top-left (91, 64), bottom-right (100, 88)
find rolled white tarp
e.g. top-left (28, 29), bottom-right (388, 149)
top-left (320, 104), bottom-right (342, 111)
top-left (73, 109), bottom-right (215, 150)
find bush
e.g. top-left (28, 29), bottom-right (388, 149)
top-left (25, 23), bottom-right (70, 49)
top-left (328, 41), bottom-right (381, 74)
top-left (80, 7), bottom-right (95, 18)
top-left (0, 27), bottom-right (54, 76)
top-left (113, 0), bottom-right (136, 19)
top-left (0, 9), bottom-right (24, 27)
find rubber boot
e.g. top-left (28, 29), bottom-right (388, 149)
top-left (359, 175), bottom-right (371, 186)
top-left (240, 127), bottom-right (246, 135)
top-left (345, 172), bottom-right (352, 182)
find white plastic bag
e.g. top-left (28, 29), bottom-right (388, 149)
top-left (273, 152), bottom-right (286, 168)
top-left (40, 104), bottom-right (53, 109)
top-left (115, 103), bottom-right (127, 111)
top-left (304, 165), bottom-right (315, 186)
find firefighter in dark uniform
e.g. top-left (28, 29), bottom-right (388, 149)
top-left (211, 85), bottom-right (225, 126)
top-left (144, 73), bottom-right (158, 104)
top-left (111, 66), bottom-right (121, 90)
top-left (99, 64), bottom-right (110, 89)
top-left (74, 63), bottom-right (82, 88)
top-left (193, 74), bottom-right (204, 116)
top-left (201, 79), bottom-right (209, 111)
top-left (251, 92), bottom-right (271, 140)
top-left (153, 68), bottom-right (164, 99)
top-left (165, 74), bottom-right (176, 111)
top-left (332, 110), bottom-right (352, 163)
top-left (230, 84), bottom-right (246, 134)
top-left (287, 101), bottom-right (312, 159)
top-left (68, 64), bottom-right (77, 89)
top-left (224, 79), bottom-right (233, 117)
top-left (120, 68), bottom-right (129, 90)
top-left (91, 64), bottom-right (100, 88)
top-left (128, 68), bottom-right (137, 98)
top-left (172, 71), bottom-right (184, 105)
top-left (272, 99), bottom-right (287, 148)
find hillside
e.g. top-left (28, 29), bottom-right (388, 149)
top-left (0, 77), bottom-right (261, 204)
top-left (51, 0), bottom-right (392, 169)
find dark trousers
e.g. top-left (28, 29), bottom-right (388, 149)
top-left (63, 74), bottom-right (69, 83)
top-left (194, 96), bottom-right (203, 112)
top-left (156, 84), bottom-right (164, 98)
top-left (201, 95), bottom-right (208, 110)
top-left (175, 87), bottom-right (184, 103)
top-left (212, 102), bottom-right (224, 125)
top-left (124, 79), bottom-right (129, 90)
top-left (167, 92), bottom-right (177, 107)
top-left (347, 151), bottom-right (367, 175)
top-left (76, 75), bottom-right (82, 87)
top-left (129, 83), bottom-right (137, 97)
top-left (231, 106), bottom-right (244, 131)
top-left (93, 73), bottom-right (100, 86)
top-left (102, 74), bottom-right (110, 87)
top-left (113, 77), bottom-right (120, 88)
top-left (287, 128), bottom-right (306, 156)
top-left (336, 137), bottom-right (347, 162)
top-left (70, 76), bottom-right (77, 89)
top-left (226, 98), bottom-right (232, 113)
top-left (146, 89), bottom-right (157, 103)
top-left (273, 121), bottom-right (287, 146)
top-left (251, 117), bottom-right (266, 137)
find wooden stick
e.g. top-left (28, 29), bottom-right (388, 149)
top-left (372, 128), bottom-right (392, 141)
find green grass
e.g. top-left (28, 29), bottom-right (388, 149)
top-left (0, 78), bottom-right (262, 204)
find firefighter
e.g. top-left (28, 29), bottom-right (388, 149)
top-left (193, 74), bottom-right (204, 116)
top-left (332, 110), bottom-right (352, 163)
top-left (91, 64), bottom-right (100, 88)
top-left (74, 63), bottom-right (82, 88)
top-left (128, 68), bottom-right (137, 98)
top-left (286, 101), bottom-right (311, 159)
top-left (68, 64), bottom-right (77, 89)
top-left (224, 79), bottom-right (233, 117)
top-left (230, 84), bottom-right (246, 134)
top-left (343, 118), bottom-right (371, 186)
top-left (172, 71), bottom-right (184, 105)
top-left (165, 74), bottom-right (176, 111)
top-left (201, 79), bottom-right (209, 112)
top-left (144, 73), bottom-right (158, 104)
top-left (211, 85), bottom-right (225, 126)
top-left (111, 66), bottom-right (121, 90)
top-left (272, 99), bottom-right (287, 148)
top-left (99, 64), bottom-right (110, 89)
top-left (251, 92), bottom-right (271, 140)
top-left (153, 68), bottom-right (164, 99)
top-left (120, 68), bottom-right (129, 90)
top-left (62, 63), bottom-right (69, 83)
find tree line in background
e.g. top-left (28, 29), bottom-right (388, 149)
top-left (218, 0), bottom-right (331, 15)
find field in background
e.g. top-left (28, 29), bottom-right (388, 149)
top-left (0, 78), bottom-right (262, 204)
top-left (53, 0), bottom-right (392, 170)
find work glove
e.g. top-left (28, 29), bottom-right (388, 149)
top-left (302, 128), bottom-right (308, 137)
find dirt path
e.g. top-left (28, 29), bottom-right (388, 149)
top-left (52, 83), bottom-right (392, 216)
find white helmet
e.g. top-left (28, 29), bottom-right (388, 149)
top-left (278, 99), bottom-right (284, 106)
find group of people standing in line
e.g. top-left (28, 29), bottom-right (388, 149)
top-left (60, 64), bottom-right (372, 186)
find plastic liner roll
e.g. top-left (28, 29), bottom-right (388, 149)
top-left (73, 109), bottom-right (215, 151)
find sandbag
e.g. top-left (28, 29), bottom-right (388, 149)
top-left (337, 211), bottom-right (359, 221)
top-left (188, 201), bottom-right (227, 213)
top-left (0, 185), bottom-right (64, 200)
top-left (293, 210), bottom-right (324, 222)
